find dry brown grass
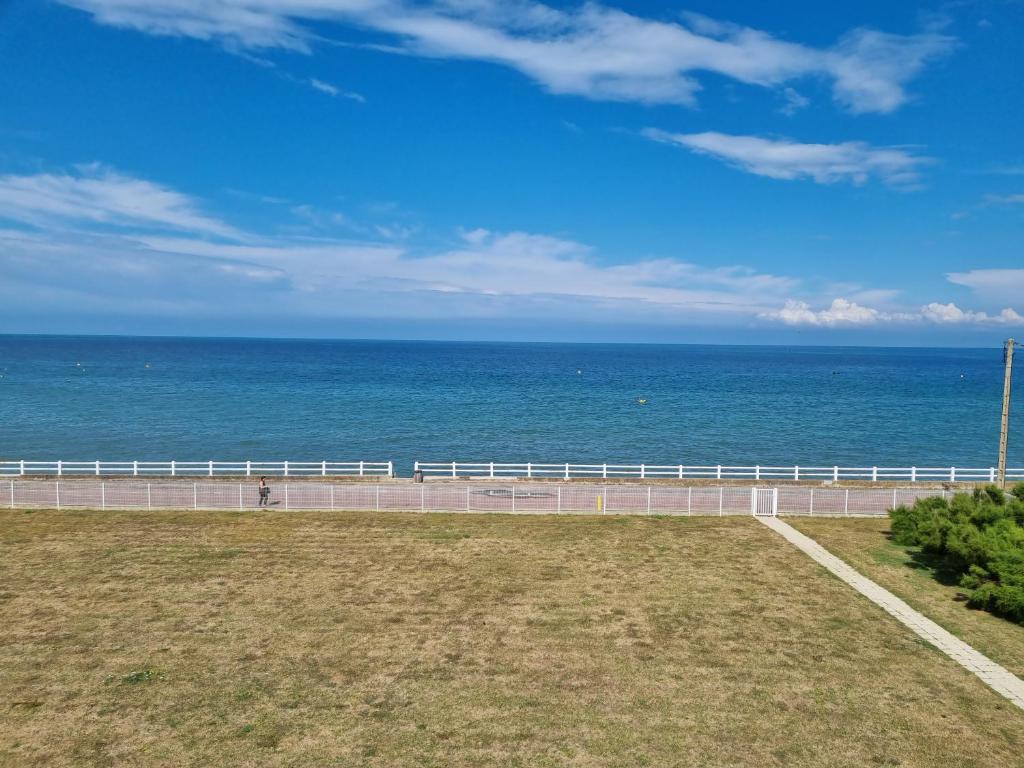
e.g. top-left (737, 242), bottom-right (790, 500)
top-left (1, 510), bottom-right (1022, 768)
top-left (791, 516), bottom-right (1024, 680)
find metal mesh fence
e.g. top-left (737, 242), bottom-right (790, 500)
top-left (2, 480), bottom-right (968, 516)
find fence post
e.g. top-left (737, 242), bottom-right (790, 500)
top-left (101, 482), bottom-right (105, 510)
top-left (171, 460), bottom-right (175, 477)
top-left (794, 466), bottom-right (799, 481)
top-left (246, 460), bottom-right (252, 478)
top-left (209, 460), bottom-right (213, 477)
top-left (557, 486), bottom-right (561, 514)
top-left (95, 460), bottom-right (100, 476)
top-left (9, 480), bottom-right (14, 509)
top-left (239, 483), bottom-right (243, 511)
top-left (284, 461), bottom-right (289, 477)
top-left (603, 485), bottom-right (609, 514)
top-left (718, 487), bottom-right (723, 516)
top-left (872, 466), bottom-right (878, 482)
top-left (421, 484), bottom-right (425, 513)
top-left (512, 486), bottom-right (517, 514)
top-left (490, 462), bottom-right (495, 479)
top-left (892, 488), bottom-right (898, 509)
top-left (322, 460), bottom-right (327, 477)
top-left (284, 485), bottom-right (289, 510)
top-left (58, 460), bottom-right (63, 477)
top-left (331, 485), bottom-right (336, 511)
top-left (360, 460), bottom-right (365, 477)
top-left (844, 489), bottom-right (849, 516)
top-left (602, 464), bottom-right (608, 479)
top-left (809, 489), bottom-right (814, 516)
top-left (20, 459), bottom-right (25, 476)
top-left (133, 460), bottom-right (138, 477)
top-left (911, 466), bottom-right (917, 483)
top-left (453, 463), bottom-right (458, 479)
top-left (527, 462), bottom-right (532, 479)
top-left (147, 483), bottom-right (152, 511)
top-left (647, 486), bottom-right (651, 515)
top-left (466, 486), bottom-right (470, 512)
top-left (755, 465), bottom-right (760, 480)
top-left (990, 467), bottom-right (996, 483)
top-left (950, 467), bottom-right (956, 482)
top-left (678, 465), bottom-right (683, 479)
top-left (832, 466), bottom-right (838, 482)
top-left (687, 487), bottom-right (692, 516)
top-left (193, 483), bottom-right (197, 510)
top-left (716, 465), bottom-right (722, 480)
top-left (565, 463), bottom-right (570, 480)
top-left (55, 481), bottom-right (60, 510)
top-left (641, 464), bottom-right (646, 479)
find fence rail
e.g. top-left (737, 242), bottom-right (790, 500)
top-left (414, 461), bottom-right (1024, 483)
top-left (3, 480), bottom-right (962, 517)
top-left (0, 460), bottom-right (393, 478)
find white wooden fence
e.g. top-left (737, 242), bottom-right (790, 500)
top-left (3, 480), bottom-right (959, 517)
top-left (0, 460), bottom-right (393, 478)
top-left (414, 461), bottom-right (1024, 483)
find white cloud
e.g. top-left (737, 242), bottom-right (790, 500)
top-left (766, 299), bottom-right (893, 327)
top-left (920, 302), bottom-right (1024, 325)
top-left (6, 163), bottom-right (1016, 333)
top-left (643, 130), bottom-right (929, 187)
top-left (60, 1), bottom-right (953, 112)
top-left (764, 299), bottom-right (1023, 327)
top-left (0, 165), bottom-right (241, 239)
top-left (947, 269), bottom-right (1024, 304)
top-left (779, 87), bottom-right (809, 116)
top-left (309, 78), bottom-right (339, 95)
top-left (0, 164), bottom-right (798, 322)
top-left (983, 193), bottom-right (1024, 205)
top-left (309, 77), bottom-right (365, 101)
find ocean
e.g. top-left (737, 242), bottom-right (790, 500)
top-left (0, 335), bottom-right (1020, 474)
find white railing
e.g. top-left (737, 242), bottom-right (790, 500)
top-left (0, 460), bottom-right (393, 478)
top-left (414, 461), bottom-right (1024, 483)
top-left (2, 479), bottom-right (959, 517)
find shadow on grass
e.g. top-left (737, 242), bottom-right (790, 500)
top-left (882, 530), bottom-right (967, 592)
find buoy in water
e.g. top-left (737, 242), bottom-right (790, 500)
top-left (638, 398), bottom-right (647, 405)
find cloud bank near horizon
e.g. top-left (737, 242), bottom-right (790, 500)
top-left (0, 165), bottom-right (1019, 332)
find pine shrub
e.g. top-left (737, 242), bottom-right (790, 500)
top-left (888, 484), bottom-right (1024, 624)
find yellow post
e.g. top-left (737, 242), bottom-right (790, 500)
top-left (597, 495), bottom-right (604, 514)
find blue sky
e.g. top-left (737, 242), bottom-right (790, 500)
top-left (0, 0), bottom-right (1022, 344)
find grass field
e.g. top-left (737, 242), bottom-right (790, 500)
top-left (791, 516), bottom-right (1024, 680)
top-left (2, 510), bottom-right (1023, 768)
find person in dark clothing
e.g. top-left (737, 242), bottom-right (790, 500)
top-left (258, 476), bottom-right (269, 506)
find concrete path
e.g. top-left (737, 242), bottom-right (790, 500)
top-left (758, 515), bottom-right (1024, 711)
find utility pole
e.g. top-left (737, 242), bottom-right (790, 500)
top-left (997, 338), bottom-right (1015, 488)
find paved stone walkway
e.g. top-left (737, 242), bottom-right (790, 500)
top-left (759, 515), bottom-right (1024, 711)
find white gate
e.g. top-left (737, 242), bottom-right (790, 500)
top-left (751, 488), bottom-right (778, 517)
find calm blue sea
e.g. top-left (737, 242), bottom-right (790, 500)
top-left (0, 335), bottom-right (1020, 474)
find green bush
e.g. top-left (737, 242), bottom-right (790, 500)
top-left (889, 483), bottom-right (1024, 625)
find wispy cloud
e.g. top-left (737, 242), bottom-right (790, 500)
top-left (0, 164), bottom-right (241, 238)
top-left (642, 130), bottom-right (930, 187)
top-left (947, 269), bottom-right (1024, 303)
top-left (61, 1), bottom-right (953, 113)
top-left (5, 164), bottom-right (1017, 331)
top-left (309, 77), bottom-right (365, 102)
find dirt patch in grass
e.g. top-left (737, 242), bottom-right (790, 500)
top-left (1, 510), bottom-right (1022, 767)
top-left (791, 516), bottom-right (1024, 680)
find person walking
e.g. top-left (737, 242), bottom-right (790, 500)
top-left (258, 476), bottom-right (269, 506)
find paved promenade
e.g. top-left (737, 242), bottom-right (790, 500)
top-left (6, 479), bottom-right (948, 516)
top-left (759, 516), bottom-right (1024, 711)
